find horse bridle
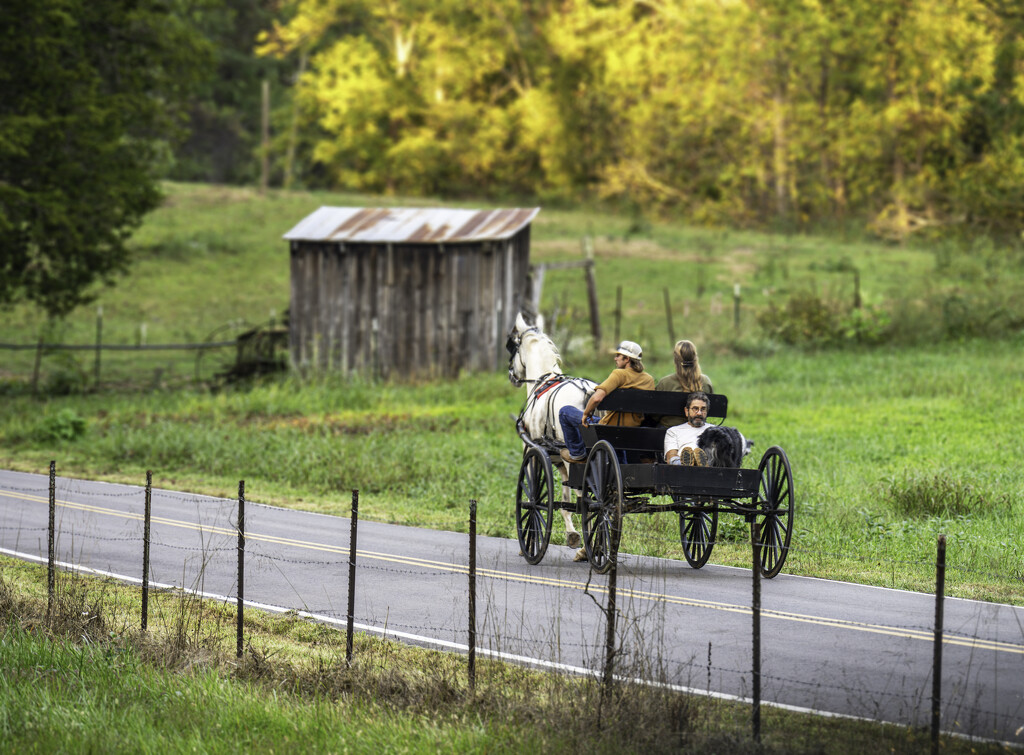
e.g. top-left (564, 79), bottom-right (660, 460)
top-left (505, 325), bottom-right (538, 387)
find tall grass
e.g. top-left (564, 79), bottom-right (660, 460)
top-left (0, 557), bottom-right (996, 754)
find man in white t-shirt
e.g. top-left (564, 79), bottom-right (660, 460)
top-left (664, 392), bottom-right (711, 466)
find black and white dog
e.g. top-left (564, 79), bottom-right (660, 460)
top-left (697, 425), bottom-right (754, 468)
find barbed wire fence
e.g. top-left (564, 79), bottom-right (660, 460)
top-left (2, 463), bottom-right (1022, 750)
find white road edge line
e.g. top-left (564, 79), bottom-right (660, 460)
top-left (3, 545), bottom-right (1016, 749)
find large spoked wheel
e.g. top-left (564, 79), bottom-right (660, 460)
top-left (515, 447), bottom-right (555, 565)
top-left (752, 446), bottom-right (794, 578)
top-left (678, 502), bottom-right (718, 569)
top-left (579, 440), bottom-right (623, 574)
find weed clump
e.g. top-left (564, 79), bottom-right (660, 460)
top-left (883, 472), bottom-right (1010, 519)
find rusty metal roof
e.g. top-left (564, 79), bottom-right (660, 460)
top-left (283, 206), bottom-right (540, 244)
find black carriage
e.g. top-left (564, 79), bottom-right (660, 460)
top-left (515, 390), bottom-right (794, 577)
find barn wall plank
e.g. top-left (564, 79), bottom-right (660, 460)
top-left (289, 243), bottom-right (303, 369)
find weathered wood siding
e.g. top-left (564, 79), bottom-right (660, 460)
top-left (289, 227), bottom-right (531, 378)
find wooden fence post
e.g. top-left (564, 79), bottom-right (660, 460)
top-left (614, 285), bottom-right (622, 345)
top-left (733, 284), bottom-right (741, 334)
top-left (583, 237), bottom-right (602, 351)
top-left (663, 287), bottom-right (675, 346)
top-left (32, 335), bottom-right (43, 394)
top-left (260, 80), bottom-right (270, 194)
top-left (94, 305), bottom-right (103, 388)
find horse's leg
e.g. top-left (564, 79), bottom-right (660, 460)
top-left (557, 464), bottom-right (582, 549)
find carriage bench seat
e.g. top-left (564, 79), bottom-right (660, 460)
top-left (580, 389), bottom-right (728, 456)
top-left (574, 390), bottom-right (750, 495)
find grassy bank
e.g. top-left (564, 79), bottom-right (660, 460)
top-left (1, 337), bottom-right (1022, 603)
top-left (0, 556), bottom-right (1007, 754)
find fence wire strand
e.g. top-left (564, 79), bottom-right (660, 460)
top-left (2, 470), bottom-right (1022, 746)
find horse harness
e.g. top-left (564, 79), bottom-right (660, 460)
top-left (518, 372), bottom-right (595, 445)
top-left (508, 323), bottom-right (595, 444)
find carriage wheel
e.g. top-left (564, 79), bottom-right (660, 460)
top-left (515, 447), bottom-right (555, 565)
top-left (678, 503), bottom-right (718, 569)
top-left (752, 446), bottom-right (794, 578)
top-left (579, 440), bottom-right (623, 575)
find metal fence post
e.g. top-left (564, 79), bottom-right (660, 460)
top-left (236, 480), bottom-right (245, 659)
top-left (47, 460), bottom-right (56, 621)
top-left (142, 470), bottom-right (152, 631)
top-left (468, 500), bottom-right (477, 692)
top-left (347, 489), bottom-right (359, 664)
top-left (602, 534), bottom-right (619, 698)
top-left (931, 534), bottom-right (946, 755)
top-left (752, 520), bottom-right (762, 744)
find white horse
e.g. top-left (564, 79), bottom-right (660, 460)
top-left (507, 312), bottom-right (597, 550)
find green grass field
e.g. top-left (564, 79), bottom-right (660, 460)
top-left (2, 340), bottom-right (1022, 600)
top-left (1, 182), bottom-right (1022, 750)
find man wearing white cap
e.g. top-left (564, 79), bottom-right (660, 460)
top-left (558, 340), bottom-right (656, 464)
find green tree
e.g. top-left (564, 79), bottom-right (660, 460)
top-left (0, 0), bottom-right (209, 319)
top-left (260, 0), bottom-right (1020, 237)
top-left (261, 0), bottom-right (550, 196)
top-left (170, 0), bottom-right (285, 184)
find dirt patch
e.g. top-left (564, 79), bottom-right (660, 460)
top-left (532, 239), bottom-right (701, 262)
top-left (254, 413), bottom-right (457, 435)
top-left (161, 185), bottom-right (258, 209)
top-left (532, 239), bottom-right (766, 270)
top-left (721, 247), bottom-right (759, 278)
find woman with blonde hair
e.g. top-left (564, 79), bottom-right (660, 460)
top-left (656, 339), bottom-right (713, 427)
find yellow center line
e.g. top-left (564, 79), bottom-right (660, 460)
top-left (3, 488), bottom-right (1022, 655)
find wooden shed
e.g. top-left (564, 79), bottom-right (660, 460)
top-left (283, 206), bottom-right (538, 378)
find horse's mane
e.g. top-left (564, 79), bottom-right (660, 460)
top-left (522, 327), bottom-right (563, 375)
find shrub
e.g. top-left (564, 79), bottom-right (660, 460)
top-left (756, 290), bottom-right (838, 345)
top-left (756, 290), bottom-right (892, 346)
top-left (36, 408), bottom-right (88, 442)
top-left (42, 351), bottom-right (89, 395)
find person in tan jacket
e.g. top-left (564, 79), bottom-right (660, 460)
top-left (558, 340), bottom-right (655, 463)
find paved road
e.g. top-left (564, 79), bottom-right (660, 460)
top-left (1, 469), bottom-right (1021, 745)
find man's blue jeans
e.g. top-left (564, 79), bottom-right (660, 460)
top-left (559, 405), bottom-right (597, 458)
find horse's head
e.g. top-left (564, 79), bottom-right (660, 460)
top-left (506, 312), bottom-right (558, 387)
top-left (505, 314), bottom-right (532, 386)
